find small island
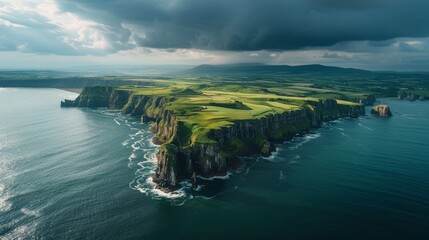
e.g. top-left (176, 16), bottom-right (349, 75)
top-left (371, 104), bottom-right (393, 117)
top-left (62, 80), bottom-right (367, 191)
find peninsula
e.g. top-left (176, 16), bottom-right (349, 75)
top-left (62, 79), bottom-right (366, 190)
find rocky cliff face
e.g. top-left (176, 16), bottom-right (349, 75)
top-left (357, 95), bottom-right (376, 105)
top-left (72, 86), bottom-right (117, 108)
top-left (398, 90), bottom-right (427, 101)
top-left (371, 104), bottom-right (393, 117)
top-left (307, 99), bottom-right (365, 126)
top-left (153, 99), bottom-right (365, 189)
top-left (64, 86), bottom-right (365, 191)
top-left (152, 109), bottom-right (311, 189)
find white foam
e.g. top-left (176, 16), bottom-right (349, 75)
top-left (288, 141), bottom-right (307, 150)
top-left (150, 187), bottom-right (186, 199)
top-left (358, 123), bottom-right (374, 131)
top-left (288, 133), bottom-right (321, 150)
top-left (124, 119), bottom-right (249, 203)
top-left (0, 183), bottom-right (12, 212)
top-left (128, 153), bottom-right (137, 161)
top-left (304, 133), bottom-right (321, 139)
top-left (131, 142), bottom-right (141, 150)
top-left (144, 177), bottom-right (188, 199)
top-left (143, 152), bottom-right (157, 162)
top-left (100, 109), bottom-right (121, 116)
top-left (130, 130), bottom-right (144, 137)
top-left (194, 185), bottom-right (204, 191)
top-left (260, 146), bottom-right (281, 161)
top-left (4, 225), bottom-right (29, 240)
top-left (21, 208), bottom-right (41, 217)
top-left (197, 172), bottom-right (232, 181)
top-left (194, 186), bottom-right (239, 200)
top-left (114, 118), bottom-right (121, 126)
top-left (126, 126), bottom-right (191, 202)
top-left (125, 121), bottom-right (133, 128)
top-left (2, 221), bottom-right (37, 240)
top-left (149, 141), bottom-right (158, 147)
top-left (0, 195), bottom-right (12, 212)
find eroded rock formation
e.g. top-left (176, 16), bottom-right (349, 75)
top-left (63, 86), bottom-right (366, 191)
top-left (371, 104), bottom-right (393, 117)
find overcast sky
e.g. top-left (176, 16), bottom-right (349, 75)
top-left (1, 0), bottom-right (428, 71)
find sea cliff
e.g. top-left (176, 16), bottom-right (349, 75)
top-left (398, 90), bottom-right (427, 101)
top-left (62, 86), bottom-right (365, 191)
top-left (371, 104), bottom-right (393, 117)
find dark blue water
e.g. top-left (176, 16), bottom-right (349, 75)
top-left (0, 88), bottom-right (428, 240)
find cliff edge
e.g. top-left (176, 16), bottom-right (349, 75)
top-left (62, 86), bottom-right (365, 191)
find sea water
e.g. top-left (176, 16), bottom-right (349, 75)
top-left (0, 88), bottom-right (428, 239)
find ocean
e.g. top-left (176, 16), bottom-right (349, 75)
top-left (0, 88), bottom-right (428, 240)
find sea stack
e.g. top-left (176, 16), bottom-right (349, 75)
top-left (371, 104), bottom-right (393, 117)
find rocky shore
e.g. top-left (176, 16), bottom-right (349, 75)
top-left (62, 86), bottom-right (366, 191)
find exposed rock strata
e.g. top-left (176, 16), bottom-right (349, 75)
top-left (398, 90), bottom-right (427, 101)
top-left (371, 104), bottom-right (393, 117)
top-left (63, 86), bottom-right (366, 191)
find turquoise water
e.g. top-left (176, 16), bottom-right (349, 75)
top-left (0, 88), bottom-right (428, 240)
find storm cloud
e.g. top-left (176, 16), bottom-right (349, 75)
top-left (56, 0), bottom-right (429, 51)
top-left (1, 0), bottom-right (429, 70)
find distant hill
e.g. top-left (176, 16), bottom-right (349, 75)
top-left (184, 63), bottom-right (372, 76)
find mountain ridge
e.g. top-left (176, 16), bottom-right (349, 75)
top-left (185, 63), bottom-right (372, 75)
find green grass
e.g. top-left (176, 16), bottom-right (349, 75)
top-left (112, 80), bottom-right (363, 145)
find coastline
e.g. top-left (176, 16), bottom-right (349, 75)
top-left (64, 86), bottom-right (366, 192)
top-left (3, 88), bottom-right (429, 239)
top-left (155, 114), bottom-right (364, 191)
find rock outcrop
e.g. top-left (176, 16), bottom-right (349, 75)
top-left (63, 86), bottom-right (366, 191)
top-left (398, 90), bottom-right (427, 101)
top-left (60, 99), bottom-right (74, 107)
top-left (371, 104), bottom-right (392, 117)
top-left (357, 95), bottom-right (376, 105)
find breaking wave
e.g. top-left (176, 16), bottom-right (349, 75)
top-left (288, 132), bottom-right (321, 150)
top-left (117, 113), bottom-right (342, 204)
top-left (111, 114), bottom-right (192, 204)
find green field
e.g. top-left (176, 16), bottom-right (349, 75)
top-left (4, 64), bottom-right (429, 145)
top-left (2, 64), bottom-right (428, 100)
top-left (52, 64), bottom-right (429, 187)
top-left (114, 77), bottom-right (363, 145)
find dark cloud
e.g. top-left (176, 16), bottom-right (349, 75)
top-left (57, 0), bottom-right (429, 51)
